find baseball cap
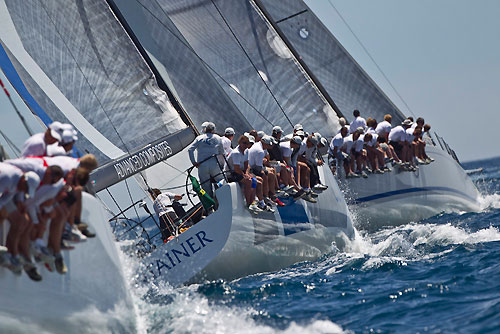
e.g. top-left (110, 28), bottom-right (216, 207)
top-left (61, 129), bottom-right (78, 144)
top-left (204, 122), bottom-right (215, 132)
top-left (356, 127), bottom-right (365, 134)
top-left (291, 136), bottom-right (302, 145)
top-left (246, 134), bottom-right (255, 143)
top-left (320, 137), bottom-right (328, 146)
top-left (48, 122), bottom-right (63, 141)
top-left (24, 171), bottom-right (40, 199)
top-left (294, 124), bottom-right (303, 131)
top-left (272, 125), bottom-right (283, 134)
top-left (402, 119), bottom-right (413, 126)
top-left (224, 127), bottom-right (235, 135)
top-left (257, 130), bottom-right (266, 139)
top-left (261, 135), bottom-right (273, 145)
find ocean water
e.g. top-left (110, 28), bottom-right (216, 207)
top-left (126, 156), bottom-right (500, 334)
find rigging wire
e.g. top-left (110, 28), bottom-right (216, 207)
top-left (39, 2), bottom-right (154, 213)
top-left (326, 0), bottom-right (415, 117)
top-left (135, 0), bottom-right (274, 127)
top-left (0, 129), bottom-right (21, 158)
top-left (0, 75), bottom-right (34, 136)
top-left (208, 0), bottom-right (293, 127)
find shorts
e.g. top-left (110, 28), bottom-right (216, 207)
top-left (227, 172), bottom-right (244, 183)
top-left (389, 141), bottom-right (403, 156)
top-left (352, 149), bottom-right (362, 159)
top-left (251, 166), bottom-right (266, 177)
top-left (379, 143), bottom-right (389, 152)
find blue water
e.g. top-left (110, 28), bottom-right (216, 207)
top-left (130, 156), bottom-right (500, 334)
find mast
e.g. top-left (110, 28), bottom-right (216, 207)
top-left (105, 0), bottom-right (198, 135)
top-left (252, 0), bottom-right (345, 120)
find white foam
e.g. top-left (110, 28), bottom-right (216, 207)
top-left (478, 193), bottom-right (500, 210)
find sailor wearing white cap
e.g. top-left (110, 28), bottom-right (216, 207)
top-left (221, 127), bottom-right (235, 156)
top-left (21, 122), bottom-right (62, 157)
top-left (47, 127), bottom-right (79, 156)
top-left (0, 163), bottom-right (40, 212)
top-left (188, 122), bottom-right (224, 198)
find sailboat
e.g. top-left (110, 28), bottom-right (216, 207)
top-left (0, 0), bottom-right (356, 294)
top-left (254, 0), bottom-right (480, 228)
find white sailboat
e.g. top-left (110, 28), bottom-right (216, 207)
top-left (250, 0), bottom-right (481, 226)
top-left (1, 0), bottom-right (356, 298)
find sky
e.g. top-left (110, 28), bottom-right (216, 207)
top-left (1, 0), bottom-right (499, 162)
top-left (305, 0), bottom-right (500, 162)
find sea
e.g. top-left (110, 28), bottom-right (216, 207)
top-left (117, 156), bottom-right (500, 334)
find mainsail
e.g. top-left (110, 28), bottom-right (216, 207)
top-left (156, 0), bottom-right (341, 137)
top-left (110, 0), bottom-right (252, 136)
top-left (0, 0), bottom-right (196, 191)
top-left (259, 0), bottom-right (406, 124)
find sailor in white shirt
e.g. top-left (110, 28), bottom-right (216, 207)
top-left (375, 114), bottom-right (393, 140)
top-left (0, 163), bottom-right (39, 213)
top-left (47, 127), bottom-right (78, 157)
top-left (151, 188), bottom-right (183, 240)
top-left (188, 122), bottom-right (224, 199)
top-left (221, 127), bottom-right (235, 157)
top-left (21, 122), bottom-right (63, 157)
top-left (329, 127), bottom-right (351, 176)
top-left (349, 110), bottom-right (367, 134)
top-left (389, 119), bottom-right (413, 164)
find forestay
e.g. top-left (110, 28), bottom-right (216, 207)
top-left (158, 0), bottom-right (340, 137)
top-left (0, 0), bottom-right (192, 174)
top-left (260, 0), bottom-right (406, 124)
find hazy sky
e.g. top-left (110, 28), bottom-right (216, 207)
top-left (1, 0), bottom-right (499, 162)
top-left (305, 0), bottom-right (500, 162)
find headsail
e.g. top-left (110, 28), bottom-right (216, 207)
top-left (156, 0), bottom-right (341, 137)
top-left (0, 0), bottom-right (196, 190)
top-left (260, 0), bottom-right (406, 124)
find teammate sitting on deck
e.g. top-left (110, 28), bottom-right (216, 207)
top-left (226, 135), bottom-right (262, 213)
top-left (349, 110), bottom-right (367, 134)
top-left (329, 126), bottom-right (351, 177)
top-left (300, 135), bottom-right (328, 191)
top-left (188, 122), bottom-right (224, 200)
top-left (351, 127), bottom-right (368, 177)
top-left (389, 119), bottom-right (413, 168)
top-left (248, 135), bottom-right (279, 212)
top-left (221, 127), bottom-right (235, 157)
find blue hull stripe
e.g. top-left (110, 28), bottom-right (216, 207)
top-left (350, 186), bottom-right (477, 205)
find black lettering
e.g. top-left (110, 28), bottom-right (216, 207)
top-left (165, 252), bottom-right (176, 267)
top-left (186, 236), bottom-right (201, 254)
top-left (156, 259), bottom-right (171, 276)
top-left (196, 231), bottom-right (213, 247)
top-left (171, 243), bottom-right (190, 263)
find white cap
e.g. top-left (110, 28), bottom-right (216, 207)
top-left (48, 122), bottom-right (63, 141)
top-left (272, 125), bottom-right (283, 134)
top-left (246, 134), bottom-right (255, 143)
top-left (224, 127), bottom-right (235, 135)
top-left (402, 119), bottom-right (413, 126)
top-left (356, 127), bottom-right (365, 134)
top-left (257, 130), bottom-right (266, 139)
top-left (320, 137), bottom-right (328, 146)
top-left (261, 135), bottom-right (273, 145)
top-left (61, 129), bottom-right (78, 144)
top-left (294, 123), bottom-right (303, 131)
top-left (24, 171), bottom-right (40, 199)
top-left (296, 130), bottom-right (305, 137)
top-left (291, 136), bottom-right (302, 145)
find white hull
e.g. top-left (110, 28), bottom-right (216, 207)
top-left (146, 164), bottom-right (355, 286)
top-left (0, 193), bottom-right (136, 333)
top-left (341, 145), bottom-right (480, 230)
